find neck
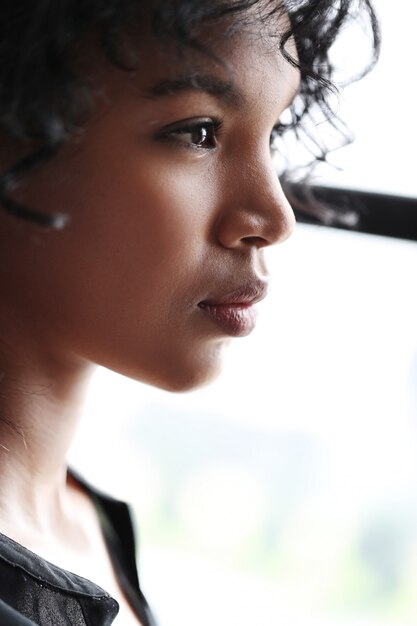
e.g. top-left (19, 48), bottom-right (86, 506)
top-left (0, 311), bottom-right (95, 535)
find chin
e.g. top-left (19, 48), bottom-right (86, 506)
top-left (156, 357), bottom-right (225, 394)
top-left (98, 337), bottom-right (229, 393)
top-left (121, 341), bottom-right (227, 393)
top-left (160, 363), bottom-right (223, 393)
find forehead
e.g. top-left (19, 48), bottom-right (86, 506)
top-left (98, 3), bottom-right (300, 113)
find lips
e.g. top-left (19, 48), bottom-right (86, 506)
top-left (198, 280), bottom-right (269, 337)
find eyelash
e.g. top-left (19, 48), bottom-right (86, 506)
top-left (158, 118), bottom-right (284, 153)
top-left (159, 118), bottom-right (223, 151)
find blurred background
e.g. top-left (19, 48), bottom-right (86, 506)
top-left (69, 2), bottom-right (417, 625)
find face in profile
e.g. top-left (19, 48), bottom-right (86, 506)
top-left (0, 10), bottom-right (299, 392)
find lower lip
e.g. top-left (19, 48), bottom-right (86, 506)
top-left (198, 303), bottom-right (257, 337)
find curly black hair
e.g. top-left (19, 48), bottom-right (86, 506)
top-left (0, 0), bottom-right (380, 228)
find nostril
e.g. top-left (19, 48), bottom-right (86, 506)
top-left (241, 235), bottom-right (268, 248)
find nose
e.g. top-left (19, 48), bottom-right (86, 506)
top-left (215, 157), bottom-right (296, 250)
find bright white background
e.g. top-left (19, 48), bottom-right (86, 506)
top-left (317, 0), bottom-right (416, 197)
top-left (70, 3), bottom-right (417, 625)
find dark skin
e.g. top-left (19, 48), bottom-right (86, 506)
top-left (0, 10), bottom-right (299, 624)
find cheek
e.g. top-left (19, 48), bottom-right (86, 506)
top-left (71, 161), bottom-right (209, 290)
top-left (9, 131), bottom-right (225, 389)
top-left (33, 155), bottom-right (211, 348)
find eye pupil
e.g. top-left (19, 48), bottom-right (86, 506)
top-left (193, 126), bottom-right (209, 146)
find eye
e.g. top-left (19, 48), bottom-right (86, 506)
top-left (158, 118), bottom-right (222, 150)
top-left (177, 123), bottom-right (216, 149)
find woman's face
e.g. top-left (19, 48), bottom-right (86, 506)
top-left (0, 14), bottom-right (299, 391)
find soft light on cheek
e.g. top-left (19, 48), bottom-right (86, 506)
top-left (136, 182), bottom-right (212, 247)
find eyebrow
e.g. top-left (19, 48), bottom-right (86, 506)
top-left (142, 73), bottom-right (243, 108)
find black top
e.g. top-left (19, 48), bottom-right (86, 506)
top-left (0, 469), bottom-right (156, 626)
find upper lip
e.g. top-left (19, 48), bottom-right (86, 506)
top-left (199, 279), bottom-right (269, 307)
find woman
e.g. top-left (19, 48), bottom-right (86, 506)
top-left (0, 1), bottom-right (379, 624)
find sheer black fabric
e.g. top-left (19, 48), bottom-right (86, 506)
top-left (0, 470), bottom-right (156, 626)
